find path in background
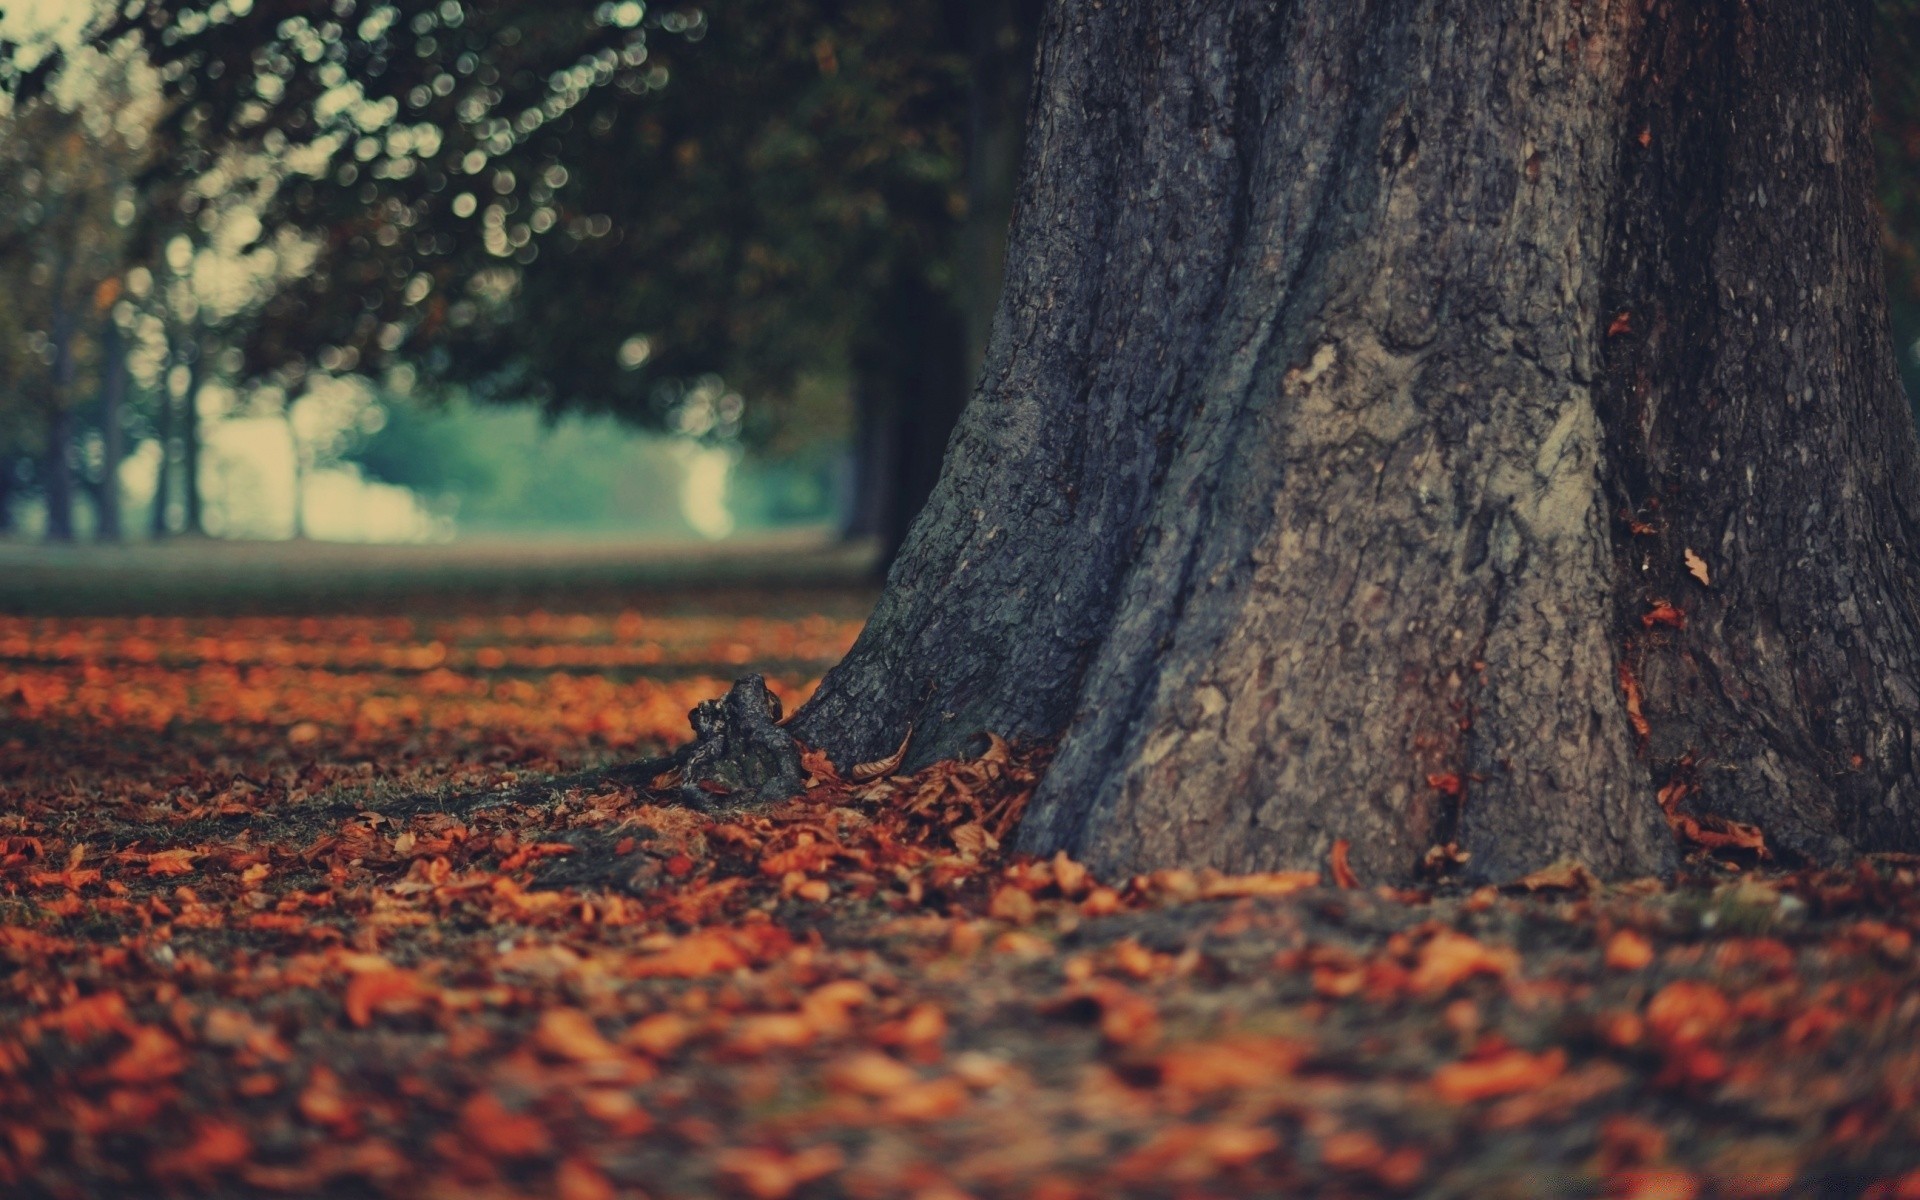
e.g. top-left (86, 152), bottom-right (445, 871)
top-left (0, 531), bottom-right (878, 616)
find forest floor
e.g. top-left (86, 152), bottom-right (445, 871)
top-left (3, 570), bottom-right (1920, 1199)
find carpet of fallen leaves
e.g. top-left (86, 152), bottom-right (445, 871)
top-left (5, 595), bottom-right (1920, 1200)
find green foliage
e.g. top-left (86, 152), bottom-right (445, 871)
top-left (97, 0), bottom-right (981, 445)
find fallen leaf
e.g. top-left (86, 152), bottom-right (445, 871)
top-left (1330, 839), bottom-right (1360, 889)
top-left (715, 1145), bottom-right (844, 1200)
top-left (1432, 1047), bottom-right (1567, 1103)
top-left (149, 1119), bottom-right (251, 1179)
top-left (460, 1090), bottom-right (552, 1160)
top-left (1411, 931), bottom-right (1518, 995)
top-left (1605, 929), bottom-right (1655, 971)
top-left (534, 1008), bottom-right (623, 1064)
top-left (1685, 548), bottom-right (1711, 587)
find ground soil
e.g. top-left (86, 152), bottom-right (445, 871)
top-left (3, 556), bottom-right (1918, 1199)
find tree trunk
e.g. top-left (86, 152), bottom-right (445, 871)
top-left (42, 312), bottom-right (78, 545)
top-left (180, 357), bottom-right (204, 536)
top-left (150, 373), bottom-right (174, 539)
top-left (849, 268), bottom-right (970, 565)
top-left (0, 457), bottom-right (15, 535)
top-left (791, 0), bottom-right (1920, 882)
top-left (95, 320), bottom-right (127, 543)
top-left (843, 1), bottom-right (1040, 563)
top-left (839, 375), bottom-right (899, 543)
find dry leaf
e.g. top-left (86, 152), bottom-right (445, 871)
top-left (1685, 548), bottom-right (1711, 587)
top-left (1432, 1047), bottom-right (1567, 1103)
top-left (850, 725), bottom-right (913, 782)
top-left (1330, 839), bottom-right (1360, 889)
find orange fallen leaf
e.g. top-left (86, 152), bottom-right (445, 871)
top-left (1158, 1036), bottom-right (1305, 1096)
top-left (534, 1008), bottom-right (624, 1064)
top-left (626, 928), bottom-right (751, 978)
top-left (1642, 603), bottom-right (1686, 630)
top-left (1411, 931), bottom-right (1517, 996)
top-left (343, 968), bottom-right (431, 1027)
top-left (1618, 663), bottom-right (1651, 737)
top-left (105, 1026), bottom-right (187, 1084)
top-left (1330, 839), bottom-right (1360, 889)
top-left (1198, 871), bottom-right (1319, 899)
top-left (624, 1011), bottom-right (696, 1058)
top-left (715, 1145), bottom-right (844, 1200)
top-left (149, 1118), bottom-right (251, 1179)
top-left (879, 1076), bottom-right (970, 1123)
top-left (825, 1050), bottom-right (920, 1098)
top-left (143, 848), bottom-right (198, 877)
top-left (461, 1090), bottom-right (552, 1160)
top-left (1432, 1047), bottom-right (1566, 1103)
top-left (1604, 929), bottom-right (1655, 971)
top-left (555, 1155), bottom-right (617, 1200)
top-left (1645, 980), bottom-right (1731, 1045)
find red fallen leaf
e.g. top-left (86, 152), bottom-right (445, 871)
top-left (1642, 603), bottom-right (1686, 630)
top-left (1042, 983), bottom-right (1161, 1049)
top-left (1427, 772), bottom-right (1464, 798)
top-left (825, 1051), bottom-right (920, 1098)
top-left (1618, 662), bottom-right (1651, 736)
top-left (623, 1012), bottom-right (697, 1057)
top-left (1330, 839), bottom-right (1360, 889)
top-left (556, 1156), bottom-right (617, 1200)
top-left (298, 1065), bottom-right (356, 1129)
top-left (715, 1144), bottom-right (844, 1200)
top-left (149, 1118), bottom-right (251, 1179)
top-left (1115, 1122), bottom-right (1281, 1182)
top-left (725, 1013), bottom-right (819, 1057)
top-left (1320, 1129), bottom-right (1426, 1189)
top-left (105, 1026), bottom-right (187, 1084)
top-left (460, 1090), bottom-right (552, 1160)
top-left (989, 884), bottom-right (1037, 924)
top-left (534, 1008), bottom-right (624, 1064)
top-left (37, 992), bottom-right (132, 1041)
top-left (626, 928), bottom-right (751, 978)
top-left (1432, 1047), bottom-right (1567, 1103)
top-left (1608, 311), bottom-right (1633, 336)
top-left (872, 1002), bottom-right (949, 1062)
top-left (880, 1076), bottom-right (971, 1123)
top-left (1157, 1036), bottom-right (1306, 1097)
top-left (343, 968), bottom-right (432, 1027)
top-left (1411, 931), bottom-right (1518, 996)
top-left (1196, 871), bottom-right (1319, 899)
top-left (1645, 981), bottom-right (1731, 1045)
top-left (1667, 810), bottom-right (1769, 857)
top-left (141, 848), bottom-right (199, 877)
top-left (1605, 929), bottom-right (1655, 971)
top-left (1610, 1167), bottom-right (1703, 1200)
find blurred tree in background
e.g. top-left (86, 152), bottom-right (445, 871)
top-left (9, 1), bottom-right (1920, 549)
top-left (84, 0), bottom-right (1040, 557)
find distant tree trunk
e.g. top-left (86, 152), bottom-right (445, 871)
top-left (149, 380), bottom-right (174, 539)
top-left (843, 0), bottom-right (1040, 562)
top-left (839, 375), bottom-right (898, 542)
top-left (850, 269), bottom-right (970, 564)
top-left (793, 0), bottom-right (1920, 881)
top-left (285, 391), bottom-right (307, 541)
top-left (180, 356), bottom-right (204, 536)
top-left (94, 319), bottom-right (127, 543)
top-left (0, 457), bottom-right (15, 535)
top-left (42, 299), bottom-right (78, 545)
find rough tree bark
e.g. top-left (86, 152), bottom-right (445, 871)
top-left (789, 0), bottom-right (1920, 882)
